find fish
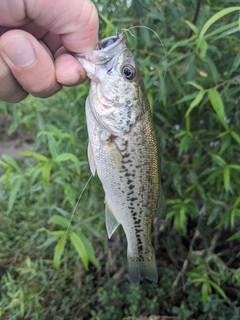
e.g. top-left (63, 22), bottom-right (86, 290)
top-left (74, 34), bottom-right (166, 284)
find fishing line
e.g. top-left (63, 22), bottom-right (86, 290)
top-left (123, 25), bottom-right (168, 107)
top-left (9, 174), bottom-right (93, 320)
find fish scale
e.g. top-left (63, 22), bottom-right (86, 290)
top-left (75, 34), bottom-right (166, 284)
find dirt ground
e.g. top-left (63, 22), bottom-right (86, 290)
top-left (0, 114), bottom-right (32, 159)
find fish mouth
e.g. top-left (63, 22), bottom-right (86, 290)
top-left (74, 34), bottom-right (126, 68)
top-left (98, 34), bottom-right (124, 51)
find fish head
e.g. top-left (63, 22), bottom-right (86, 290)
top-left (75, 34), bottom-right (148, 136)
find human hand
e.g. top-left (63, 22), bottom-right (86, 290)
top-left (0, 0), bottom-right (99, 103)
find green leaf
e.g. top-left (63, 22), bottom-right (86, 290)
top-left (223, 166), bottom-right (230, 192)
top-left (210, 153), bottom-right (226, 166)
top-left (42, 160), bottom-right (52, 186)
top-left (198, 7), bottom-right (240, 41)
top-left (168, 38), bottom-right (192, 54)
top-left (179, 135), bottom-right (189, 155)
top-left (186, 81), bottom-right (204, 90)
top-left (230, 131), bottom-right (240, 145)
top-left (183, 20), bottom-right (198, 35)
top-left (0, 159), bottom-right (11, 169)
top-left (208, 89), bottom-right (227, 127)
top-left (198, 38), bottom-right (208, 60)
top-left (229, 164), bottom-right (240, 171)
top-left (54, 153), bottom-right (81, 175)
top-left (228, 231), bottom-right (240, 241)
top-left (230, 51), bottom-right (240, 74)
top-left (46, 230), bottom-right (65, 237)
top-left (69, 231), bottom-right (89, 269)
top-left (53, 234), bottom-right (67, 271)
top-left (185, 90), bottom-right (205, 117)
top-left (202, 282), bottom-right (209, 304)
top-left (7, 176), bottom-right (25, 213)
top-left (208, 280), bottom-right (227, 299)
top-left (48, 215), bottom-right (70, 229)
top-left (37, 235), bottom-right (60, 249)
top-left (47, 135), bottom-right (59, 159)
top-left (1, 154), bottom-right (20, 171)
top-left (174, 93), bottom-right (198, 105)
top-left (19, 151), bottom-right (48, 162)
top-left (78, 231), bottom-right (100, 268)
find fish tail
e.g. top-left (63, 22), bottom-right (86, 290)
top-left (127, 252), bottom-right (158, 284)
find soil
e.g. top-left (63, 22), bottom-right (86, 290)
top-left (0, 113), bottom-right (32, 159)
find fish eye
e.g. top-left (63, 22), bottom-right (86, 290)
top-left (122, 64), bottom-right (136, 81)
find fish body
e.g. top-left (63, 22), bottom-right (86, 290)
top-left (75, 35), bottom-right (166, 284)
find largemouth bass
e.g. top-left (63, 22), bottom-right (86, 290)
top-left (75, 34), bottom-right (166, 284)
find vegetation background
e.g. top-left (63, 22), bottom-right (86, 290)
top-left (0, 0), bottom-right (240, 319)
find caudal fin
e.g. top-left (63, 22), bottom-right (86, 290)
top-left (127, 253), bottom-right (158, 284)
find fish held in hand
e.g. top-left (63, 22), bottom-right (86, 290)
top-left (75, 34), bottom-right (166, 284)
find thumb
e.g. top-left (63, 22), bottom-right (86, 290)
top-left (0, 30), bottom-right (61, 99)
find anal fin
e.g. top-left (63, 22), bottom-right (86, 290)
top-left (105, 198), bottom-right (120, 238)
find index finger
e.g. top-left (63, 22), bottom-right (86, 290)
top-left (0, 0), bottom-right (99, 53)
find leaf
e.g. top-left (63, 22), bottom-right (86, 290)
top-left (228, 231), bottom-right (240, 241)
top-left (37, 235), bottom-right (60, 249)
top-left (48, 215), bottom-right (70, 229)
top-left (209, 153), bottom-right (226, 166)
top-left (69, 231), bottom-right (89, 269)
top-left (230, 131), bottom-right (240, 145)
top-left (174, 93), bottom-right (198, 105)
top-left (1, 154), bottom-right (20, 171)
top-left (42, 160), bottom-right (52, 186)
top-left (223, 166), bottom-right (230, 192)
top-left (19, 151), bottom-right (48, 162)
top-left (198, 38), bottom-right (208, 60)
top-left (179, 135), bottom-right (189, 155)
top-left (229, 164), bottom-right (240, 171)
top-left (185, 90), bottom-right (205, 117)
top-left (183, 20), bottom-right (198, 35)
top-left (147, 11), bottom-right (164, 22)
top-left (78, 231), bottom-right (100, 268)
top-left (186, 81), bottom-right (204, 90)
top-left (168, 38), bottom-right (192, 54)
top-left (198, 7), bottom-right (240, 41)
top-left (230, 51), bottom-right (240, 74)
top-left (46, 230), bottom-right (65, 237)
top-left (202, 282), bottom-right (209, 304)
top-left (7, 176), bottom-right (25, 213)
top-left (0, 159), bottom-right (11, 169)
top-left (53, 234), bottom-right (67, 271)
top-left (208, 280), bottom-right (227, 299)
top-left (47, 135), bottom-right (59, 159)
top-left (54, 153), bottom-right (81, 175)
top-left (208, 89), bottom-right (227, 127)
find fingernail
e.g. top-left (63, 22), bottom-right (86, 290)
top-left (3, 37), bottom-right (36, 67)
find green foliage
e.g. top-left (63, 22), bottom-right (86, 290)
top-left (1, 0), bottom-right (240, 319)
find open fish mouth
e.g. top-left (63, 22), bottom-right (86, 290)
top-left (98, 34), bottom-right (123, 50)
top-left (74, 34), bottom-right (126, 67)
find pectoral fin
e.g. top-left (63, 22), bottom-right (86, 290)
top-left (88, 141), bottom-right (96, 175)
top-left (105, 198), bottom-right (120, 238)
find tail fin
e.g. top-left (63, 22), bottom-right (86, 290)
top-left (127, 253), bottom-right (158, 284)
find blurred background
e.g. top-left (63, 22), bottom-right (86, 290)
top-left (0, 0), bottom-right (240, 319)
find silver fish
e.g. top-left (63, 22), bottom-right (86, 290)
top-left (75, 34), bottom-right (166, 284)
